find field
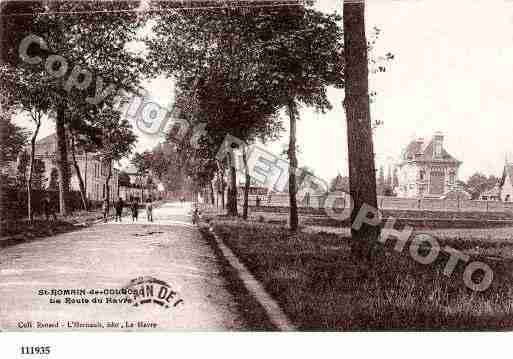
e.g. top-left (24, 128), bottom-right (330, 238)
top-left (202, 208), bottom-right (513, 330)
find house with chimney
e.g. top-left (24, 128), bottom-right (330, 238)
top-left (396, 132), bottom-right (463, 198)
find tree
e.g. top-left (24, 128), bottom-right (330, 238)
top-left (16, 156), bottom-right (47, 191)
top-left (96, 108), bottom-right (137, 205)
top-left (132, 151), bottom-right (153, 200)
top-left (393, 167), bottom-right (399, 189)
top-left (2, 43), bottom-right (48, 221)
top-left (0, 111), bottom-right (29, 167)
top-left (382, 165), bottom-right (395, 196)
top-left (385, 164), bottom-right (393, 186)
top-left (48, 168), bottom-right (59, 190)
top-left (377, 165), bottom-right (385, 195)
top-left (1, 0), bottom-right (145, 216)
top-left (330, 173), bottom-right (350, 192)
top-left (250, 7), bottom-right (344, 231)
top-left (241, 146), bottom-right (251, 219)
top-left (26, 109), bottom-right (44, 221)
top-left (15, 150), bottom-right (29, 190)
top-left (67, 105), bottom-right (111, 211)
top-left (148, 4), bottom-right (342, 226)
top-left (31, 159), bottom-right (47, 190)
top-left (343, 0), bottom-right (379, 260)
top-left (69, 130), bottom-right (90, 210)
top-left (463, 173), bottom-right (499, 200)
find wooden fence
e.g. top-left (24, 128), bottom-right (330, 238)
top-left (239, 193), bottom-right (513, 213)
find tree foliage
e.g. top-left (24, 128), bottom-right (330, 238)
top-left (462, 173), bottom-right (500, 200)
top-left (0, 113), bottom-right (29, 167)
top-left (1, 0), bottom-right (146, 214)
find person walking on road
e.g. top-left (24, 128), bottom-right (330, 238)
top-left (42, 196), bottom-right (57, 221)
top-left (146, 196), bottom-right (153, 222)
top-left (102, 198), bottom-right (109, 223)
top-left (192, 205), bottom-right (200, 225)
top-left (130, 199), bottom-right (139, 222)
top-left (114, 197), bottom-right (124, 222)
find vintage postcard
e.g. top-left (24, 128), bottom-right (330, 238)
top-left (1, 0), bottom-right (512, 343)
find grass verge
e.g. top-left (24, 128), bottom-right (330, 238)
top-left (198, 226), bottom-right (276, 330)
top-left (212, 218), bottom-right (513, 330)
top-left (0, 210), bottom-right (110, 248)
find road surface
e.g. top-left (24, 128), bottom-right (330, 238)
top-left (0, 202), bottom-right (256, 331)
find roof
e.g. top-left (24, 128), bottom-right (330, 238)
top-left (500, 163), bottom-right (513, 186)
top-left (481, 185), bottom-right (501, 197)
top-left (443, 188), bottom-right (472, 200)
top-left (35, 133), bottom-right (58, 145)
top-left (401, 137), bottom-right (460, 163)
top-left (122, 165), bottom-right (139, 174)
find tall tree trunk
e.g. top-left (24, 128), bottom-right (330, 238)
top-left (216, 163), bottom-right (226, 210)
top-left (221, 168), bottom-right (225, 210)
top-left (221, 180), bottom-right (225, 209)
top-left (288, 100), bottom-right (299, 231)
top-left (84, 153), bottom-right (88, 204)
top-left (209, 181), bottom-right (215, 206)
top-left (27, 119), bottom-right (41, 222)
top-left (70, 134), bottom-right (88, 211)
top-left (343, 0), bottom-right (379, 260)
top-left (105, 159), bottom-right (112, 209)
top-left (242, 146), bottom-right (250, 220)
top-left (227, 153), bottom-right (238, 217)
top-left (55, 106), bottom-right (70, 216)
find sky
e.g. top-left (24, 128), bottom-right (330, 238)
top-left (14, 0), bottom-right (513, 183)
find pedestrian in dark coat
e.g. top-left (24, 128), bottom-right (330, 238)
top-left (102, 198), bottom-right (109, 223)
top-left (115, 198), bottom-right (124, 222)
top-left (130, 200), bottom-right (139, 222)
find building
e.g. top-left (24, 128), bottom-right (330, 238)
top-left (32, 133), bottom-right (119, 202)
top-left (396, 132), bottom-right (462, 198)
top-left (480, 185), bottom-right (501, 201)
top-left (118, 165), bottom-right (163, 201)
top-left (499, 163), bottom-right (513, 202)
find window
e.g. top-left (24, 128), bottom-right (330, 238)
top-left (419, 170), bottom-right (425, 181)
top-left (435, 143), bottom-right (442, 157)
top-left (449, 171), bottom-right (455, 184)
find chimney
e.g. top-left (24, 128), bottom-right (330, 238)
top-left (433, 131), bottom-right (443, 157)
top-left (417, 137), bottom-right (424, 150)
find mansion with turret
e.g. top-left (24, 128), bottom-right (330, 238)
top-left (396, 132), bottom-right (464, 198)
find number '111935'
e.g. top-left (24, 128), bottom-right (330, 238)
top-left (21, 346), bottom-right (51, 355)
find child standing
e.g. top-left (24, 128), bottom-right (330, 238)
top-left (146, 196), bottom-right (153, 222)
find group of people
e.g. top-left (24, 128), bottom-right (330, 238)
top-left (102, 196), bottom-right (154, 223)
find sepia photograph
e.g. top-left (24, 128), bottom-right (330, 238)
top-left (1, 0), bottom-right (513, 340)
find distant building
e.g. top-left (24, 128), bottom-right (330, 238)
top-left (396, 132), bottom-right (462, 198)
top-left (32, 133), bottom-right (119, 202)
top-left (118, 164), bottom-right (163, 201)
top-left (480, 185), bottom-right (501, 201)
top-left (499, 163), bottom-right (513, 202)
